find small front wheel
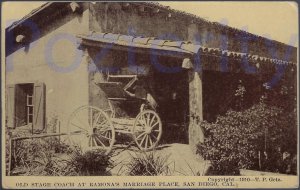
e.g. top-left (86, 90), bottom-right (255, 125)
top-left (132, 110), bottom-right (162, 151)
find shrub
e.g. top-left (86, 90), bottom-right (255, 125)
top-left (11, 137), bottom-right (114, 176)
top-left (197, 102), bottom-right (297, 175)
top-left (126, 151), bottom-right (172, 176)
top-left (10, 137), bottom-right (72, 176)
top-left (62, 148), bottom-right (114, 176)
top-left (12, 137), bottom-right (71, 168)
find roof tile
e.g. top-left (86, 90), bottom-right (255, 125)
top-left (103, 33), bottom-right (120, 41)
top-left (181, 44), bottom-right (201, 53)
top-left (163, 41), bottom-right (183, 48)
top-left (149, 39), bottom-right (166, 46)
top-left (133, 37), bottom-right (150, 45)
top-left (119, 35), bottom-right (134, 43)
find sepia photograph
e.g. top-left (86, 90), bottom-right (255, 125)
top-left (2, 1), bottom-right (298, 189)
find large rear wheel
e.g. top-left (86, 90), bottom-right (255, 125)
top-left (67, 105), bottom-right (115, 154)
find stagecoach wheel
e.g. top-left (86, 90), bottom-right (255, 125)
top-left (67, 105), bottom-right (115, 154)
top-left (133, 110), bottom-right (162, 151)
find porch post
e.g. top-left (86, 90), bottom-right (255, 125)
top-left (188, 70), bottom-right (204, 153)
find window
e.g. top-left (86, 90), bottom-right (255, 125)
top-left (6, 82), bottom-right (46, 131)
top-left (26, 93), bottom-right (33, 124)
top-left (15, 83), bottom-right (34, 127)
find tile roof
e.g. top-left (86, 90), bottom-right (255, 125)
top-left (77, 32), bottom-right (295, 66)
top-left (77, 32), bottom-right (199, 55)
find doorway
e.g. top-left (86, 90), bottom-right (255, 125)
top-left (151, 70), bottom-right (189, 144)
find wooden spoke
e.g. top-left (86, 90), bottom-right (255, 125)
top-left (68, 105), bottom-right (115, 154)
top-left (70, 130), bottom-right (86, 135)
top-left (94, 135), bottom-right (107, 147)
top-left (97, 119), bottom-right (108, 127)
top-left (70, 122), bottom-right (88, 132)
top-left (139, 114), bottom-right (147, 126)
top-left (151, 121), bottom-right (159, 129)
top-left (95, 126), bottom-right (111, 132)
top-left (134, 123), bottom-right (145, 131)
top-left (148, 135), bottom-right (153, 146)
top-left (94, 137), bottom-right (99, 147)
top-left (149, 115), bottom-right (156, 126)
top-left (150, 134), bottom-right (157, 141)
top-left (103, 131), bottom-right (108, 138)
top-left (108, 131), bottom-right (112, 139)
top-left (88, 136), bottom-right (92, 147)
top-left (139, 134), bottom-right (147, 146)
top-left (146, 113), bottom-right (150, 126)
top-left (136, 120), bottom-right (143, 128)
top-left (93, 113), bottom-right (101, 126)
top-left (133, 110), bottom-right (162, 151)
top-left (136, 132), bottom-right (146, 140)
top-left (89, 107), bottom-right (93, 128)
top-left (102, 130), bottom-right (112, 139)
top-left (144, 135), bottom-right (148, 148)
top-left (97, 133), bottom-right (112, 141)
top-left (75, 112), bottom-right (90, 129)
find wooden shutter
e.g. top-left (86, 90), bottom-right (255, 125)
top-left (6, 85), bottom-right (16, 129)
top-left (33, 83), bottom-right (46, 131)
top-left (15, 84), bottom-right (26, 127)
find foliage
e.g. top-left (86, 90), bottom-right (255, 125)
top-left (62, 148), bottom-right (113, 176)
top-left (197, 101), bottom-right (297, 175)
top-left (11, 137), bottom-right (72, 176)
top-left (126, 151), bottom-right (172, 176)
top-left (11, 137), bottom-right (114, 176)
top-left (263, 63), bottom-right (297, 112)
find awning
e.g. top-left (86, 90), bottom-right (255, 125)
top-left (77, 32), bottom-right (202, 58)
top-left (77, 32), bottom-right (295, 70)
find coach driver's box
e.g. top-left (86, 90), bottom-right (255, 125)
top-left (3, 1), bottom-right (298, 189)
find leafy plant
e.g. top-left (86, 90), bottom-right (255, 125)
top-left (62, 148), bottom-right (114, 176)
top-left (126, 151), bottom-right (172, 176)
top-left (21, 152), bottom-right (66, 176)
top-left (9, 133), bottom-right (114, 176)
top-left (197, 101), bottom-right (297, 175)
top-left (10, 137), bottom-right (73, 175)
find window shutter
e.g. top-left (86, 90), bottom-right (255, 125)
top-left (6, 85), bottom-right (16, 129)
top-left (33, 83), bottom-right (46, 131)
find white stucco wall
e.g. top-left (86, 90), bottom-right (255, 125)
top-left (6, 9), bottom-right (90, 133)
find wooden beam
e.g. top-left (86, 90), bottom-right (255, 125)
top-left (188, 70), bottom-right (204, 153)
top-left (11, 132), bottom-right (67, 141)
top-left (80, 39), bottom-right (191, 59)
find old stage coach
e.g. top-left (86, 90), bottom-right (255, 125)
top-left (72, 32), bottom-right (298, 153)
top-left (5, 2), bottom-right (297, 153)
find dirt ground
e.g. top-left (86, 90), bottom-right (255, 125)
top-left (110, 143), bottom-right (210, 176)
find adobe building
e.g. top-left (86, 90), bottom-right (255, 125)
top-left (5, 2), bottom-right (297, 151)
